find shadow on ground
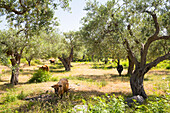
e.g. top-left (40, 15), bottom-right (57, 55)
top-left (15, 89), bottom-right (132, 112)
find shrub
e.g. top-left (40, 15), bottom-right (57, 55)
top-left (4, 93), bottom-right (17, 103)
top-left (155, 60), bottom-right (170, 69)
top-left (134, 95), bottom-right (170, 113)
top-left (3, 89), bottom-right (17, 103)
top-left (19, 69), bottom-right (23, 72)
top-left (166, 65), bottom-right (170, 69)
top-left (29, 70), bottom-right (51, 83)
top-left (81, 94), bottom-right (126, 113)
top-left (1, 69), bottom-right (5, 74)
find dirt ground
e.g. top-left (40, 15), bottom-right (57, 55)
top-left (0, 62), bottom-right (169, 97)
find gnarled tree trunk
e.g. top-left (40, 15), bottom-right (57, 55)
top-left (58, 47), bottom-right (73, 71)
top-left (130, 69), bottom-right (147, 99)
top-left (11, 66), bottom-right (20, 85)
top-left (10, 53), bottom-right (21, 85)
top-left (124, 11), bottom-right (170, 100)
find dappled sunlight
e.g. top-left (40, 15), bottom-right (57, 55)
top-left (0, 62), bottom-right (169, 112)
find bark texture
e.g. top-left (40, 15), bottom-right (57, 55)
top-left (10, 53), bottom-right (22, 85)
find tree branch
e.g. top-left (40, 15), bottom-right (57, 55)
top-left (127, 24), bottom-right (141, 45)
top-left (1, 41), bottom-right (8, 46)
top-left (0, 1), bottom-right (28, 15)
top-left (141, 11), bottom-right (162, 66)
top-left (143, 52), bottom-right (170, 75)
top-left (143, 11), bottom-right (160, 52)
top-left (123, 39), bottom-right (139, 65)
top-left (19, 0), bottom-right (27, 9)
top-left (144, 10), bottom-right (159, 37)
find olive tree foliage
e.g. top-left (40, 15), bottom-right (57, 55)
top-left (0, 0), bottom-right (71, 85)
top-left (80, 0), bottom-right (126, 62)
top-left (0, 30), bottom-right (27, 84)
top-left (57, 31), bottom-right (83, 71)
top-left (37, 30), bottom-right (65, 59)
top-left (81, 0), bottom-right (170, 99)
top-left (22, 34), bottom-right (42, 66)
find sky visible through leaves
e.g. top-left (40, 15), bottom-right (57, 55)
top-left (0, 0), bottom-right (107, 32)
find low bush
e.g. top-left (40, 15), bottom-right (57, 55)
top-left (81, 94), bottom-right (126, 113)
top-left (29, 70), bottom-right (51, 83)
top-left (3, 93), bottom-right (17, 103)
top-left (132, 95), bottom-right (170, 113)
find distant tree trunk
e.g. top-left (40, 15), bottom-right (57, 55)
top-left (91, 55), bottom-right (94, 61)
top-left (58, 47), bottom-right (73, 71)
top-left (127, 56), bottom-right (134, 75)
top-left (104, 58), bottom-right (108, 64)
top-left (26, 58), bottom-right (31, 66)
top-left (26, 57), bottom-right (33, 66)
top-left (28, 60), bottom-right (31, 66)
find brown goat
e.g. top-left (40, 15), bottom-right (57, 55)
top-left (51, 78), bottom-right (69, 99)
top-left (39, 65), bottom-right (49, 71)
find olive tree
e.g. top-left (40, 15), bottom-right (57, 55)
top-left (123, 0), bottom-right (170, 99)
top-left (0, 30), bottom-right (27, 84)
top-left (81, 0), bottom-right (170, 99)
top-left (0, 0), bottom-right (71, 85)
top-left (58, 31), bottom-right (82, 71)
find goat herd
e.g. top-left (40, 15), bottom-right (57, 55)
top-left (38, 59), bottom-right (123, 99)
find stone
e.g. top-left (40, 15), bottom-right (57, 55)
top-left (125, 95), bottom-right (145, 107)
top-left (72, 105), bottom-right (88, 113)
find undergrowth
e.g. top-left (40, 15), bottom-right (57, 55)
top-left (28, 70), bottom-right (51, 83)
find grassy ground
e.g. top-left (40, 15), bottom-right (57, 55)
top-left (0, 61), bottom-right (169, 112)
